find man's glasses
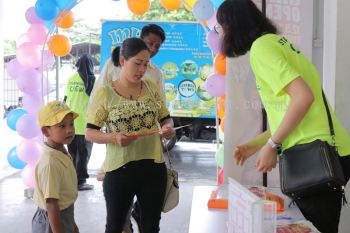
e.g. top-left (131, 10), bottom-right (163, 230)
top-left (214, 24), bottom-right (222, 34)
top-left (144, 39), bottom-right (162, 49)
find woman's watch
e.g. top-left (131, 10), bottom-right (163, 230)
top-left (267, 138), bottom-right (282, 154)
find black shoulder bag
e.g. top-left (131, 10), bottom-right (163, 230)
top-left (279, 90), bottom-right (346, 201)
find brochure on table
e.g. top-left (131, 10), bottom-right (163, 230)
top-left (227, 178), bottom-right (320, 233)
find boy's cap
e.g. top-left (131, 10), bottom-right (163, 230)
top-left (38, 101), bottom-right (79, 128)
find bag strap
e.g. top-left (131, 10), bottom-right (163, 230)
top-left (321, 90), bottom-right (335, 145)
top-left (143, 80), bottom-right (174, 169)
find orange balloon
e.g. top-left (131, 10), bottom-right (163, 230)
top-left (55, 11), bottom-right (74, 29)
top-left (217, 96), bottom-right (226, 119)
top-left (214, 53), bottom-right (226, 76)
top-left (218, 96), bottom-right (226, 111)
top-left (48, 34), bottom-right (72, 57)
top-left (160, 0), bottom-right (182, 10)
top-left (127, 0), bottom-right (150, 15)
top-left (217, 109), bottom-right (225, 119)
top-left (220, 117), bottom-right (225, 132)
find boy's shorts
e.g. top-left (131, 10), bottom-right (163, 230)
top-left (32, 204), bottom-right (75, 233)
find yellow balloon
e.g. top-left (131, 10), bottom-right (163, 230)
top-left (183, 0), bottom-right (197, 11)
top-left (160, 0), bottom-right (182, 11)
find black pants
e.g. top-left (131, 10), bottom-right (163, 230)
top-left (295, 155), bottom-right (350, 233)
top-left (68, 135), bottom-right (93, 185)
top-left (103, 160), bottom-right (167, 233)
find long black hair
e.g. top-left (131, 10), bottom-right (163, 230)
top-left (217, 0), bottom-right (277, 57)
top-left (111, 37), bottom-right (150, 67)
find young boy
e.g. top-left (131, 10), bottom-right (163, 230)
top-left (32, 101), bottom-right (79, 233)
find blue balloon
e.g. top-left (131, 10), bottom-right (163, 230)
top-left (6, 108), bottom-right (28, 131)
top-left (55, 0), bottom-right (77, 11)
top-left (7, 147), bottom-right (27, 169)
top-left (211, 0), bottom-right (224, 9)
top-left (35, 0), bottom-right (59, 21)
top-left (43, 19), bottom-right (57, 33)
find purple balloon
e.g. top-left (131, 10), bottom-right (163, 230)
top-left (205, 73), bottom-right (226, 97)
top-left (23, 93), bottom-right (44, 115)
top-left (27, 24), bottom-right (48, 45)
top-left (16, 68), bottom-right (41, 95)
top-left (17, 139), bottom-right (42, 165)
top-left (5, 59), bottom-right (30, 80)
top-left (16, 114), bottom-right (41, 139)
top-left (25, 7), bottom-right (44, 24)
top-left (39, 50), bottom-right (56, 71)
top-left (206, 30), bottom-right (221, 53)
top-left (21, 165), bottom-right (36, 188)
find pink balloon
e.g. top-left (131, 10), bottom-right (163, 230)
top-left (206, 29), bottom-right (221, 53)
top-left (25, 7), bottom-right (44, 24)
top-left (16, 42), bottom-right (42, 68)
top-left (218, 168), bottom-right (224, 185)
top-left (16, 33), bottom-right (30, 47)
top-left (206, 10), bottom-right (217, 30)
top-left (27, 24), bottom-right (48, 45)
top-left (21, 165), bottom-right (36, 188)
top-left (205, 73), bottom-right (226, 97)
top-left (5, 59), bottom-right (30, 80)
top-left (16, 114), bottom-right (41, 139)
top-left (23, 93), bottom-right (44, 114)
top-left (16, 68), bottom-right (41, 95)
top-left (17, 139), bottom-right (42, 165)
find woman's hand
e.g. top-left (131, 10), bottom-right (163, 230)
top-left (113, 133), bottom-right (136, 147)
top-left (233, 143), bottom-right (259, 166)
top-left (160, 125), bottom-right (175, 140)
top-left (255, 143), bottom-right (278, 172)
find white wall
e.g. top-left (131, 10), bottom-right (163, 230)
top-left (0, 0), bottom-right (4, 120)
top-left (334, 0), bottom-right (350, 132)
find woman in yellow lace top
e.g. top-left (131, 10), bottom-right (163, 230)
top-left (86, 38), bottom-right (175, 233)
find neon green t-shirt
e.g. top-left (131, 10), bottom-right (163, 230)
top-left (65, 73), bottom-right (91, 135)
top-left (250, 34), bottom-right (350, 156)
top-left (86, 80), bottom-right (170, 172)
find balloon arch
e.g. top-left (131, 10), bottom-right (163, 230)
top-left (4, 0), bottom-right (227, 187)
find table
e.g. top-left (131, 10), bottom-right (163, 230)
top-left (188, 185), bottom-right (311, 233)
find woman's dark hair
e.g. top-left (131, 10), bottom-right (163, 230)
top-left (217, 0), bottom-right (277, 57)
top-left (111, 37), bottom-right (150, 67)
top-left (141, 24), bottom-right (166, 42)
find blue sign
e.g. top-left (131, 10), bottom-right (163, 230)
top-left (101, 21), bottom-right (215, 118)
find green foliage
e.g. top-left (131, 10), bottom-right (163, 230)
top-left (132, 0), bottom-right (196, 22)
top-left (65, 19), bottom-right (101, 45)
top-left (4, 39), bottom-right (16, 56)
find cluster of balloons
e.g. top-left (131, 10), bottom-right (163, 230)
top-left (4, 0), bottom-right (78, 188)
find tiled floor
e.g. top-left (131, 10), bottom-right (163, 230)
top-left (0, 141), bottom-right (218, 233)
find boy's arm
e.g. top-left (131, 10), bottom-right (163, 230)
top-left (46, 198), bottom-right (63, 233)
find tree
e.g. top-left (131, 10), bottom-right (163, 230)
top-left (4, 39), bottom-right (16, 56)
top-left (132, 0), bottom-right (196, 22)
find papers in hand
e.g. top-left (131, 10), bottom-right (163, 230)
top-left (126, 124), bottom-right (192, 139)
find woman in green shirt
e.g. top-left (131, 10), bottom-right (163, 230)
top-left (86, 38), bottom-right (175, 233)
top-left (216, 0), bottom-right (350, 232)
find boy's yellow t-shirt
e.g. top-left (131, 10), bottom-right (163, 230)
top-left (250, 34), bottom-right (350, 156)
top-left (34, 144), bottom-right (78, 210)
top-left (87, 80), bottom-right (170, 172)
